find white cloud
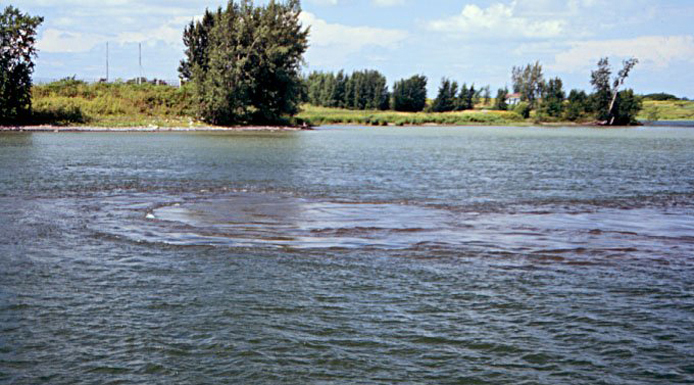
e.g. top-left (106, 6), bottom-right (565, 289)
top-left (300, 11), bottom-right (407, 62)
top-left (116, 15), bottom-right (192, 47)
top-left (308, 0), bottom-right (404, 6)
top-left (551, 35), bottom-right (694, 72)
top-left (428, 1), bottom-right (565, 39)
top-left (37, 15), bottom-right (192, 53)
top-left (37, 29), bottom-right (106, 53)
top-left (372, 0), bottom-right (405, 7)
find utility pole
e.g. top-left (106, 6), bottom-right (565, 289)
top-left (138, 43), bottom-right (142, 85)
top-left (106, 42), bottom-right (109, 82)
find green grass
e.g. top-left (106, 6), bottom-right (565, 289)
top-left (28, 80), bottom-right (693, 127)
top-left (30, 79), bottom-right (198, 127)
top-left (297, 105), bottom-right (525, 126)
top-left (639, 100), bottom-right (694, 121)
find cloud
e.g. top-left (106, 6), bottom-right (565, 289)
top-left (550, 35), bottom-right (694, 72)
top-left (299, 11), bottom-right (407, 65)
top-left (37, 15), bottom-right (193, 53)
top-left (428, 1), bottom-right (565, 39)
top-left (308, 0), bottom-right (405, 6)
top-left (372, 0), bottom-right (405, 7)
top-left (37, 29), bottom-right (107, 53)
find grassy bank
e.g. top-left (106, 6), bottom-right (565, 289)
top-left (297, 105), bottom-right (525, 126)
top-left (639, 100), bottom-right (694, 121)
top-left (30, 79), bottom-right (196, 127)
top-left (26, 80), bottom-right (694, 127)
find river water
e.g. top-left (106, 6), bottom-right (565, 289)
top-left (1, 126), bottom-right (693, 384)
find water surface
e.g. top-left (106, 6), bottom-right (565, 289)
top-left (1, 126), bottom-right (693, 384)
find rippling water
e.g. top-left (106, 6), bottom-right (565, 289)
top-left (1, 126), bottom-right (693, 384)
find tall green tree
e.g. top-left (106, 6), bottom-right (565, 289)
top-left (590, 57), bottom-right (640, 125)
top-left (455, 83), bottom-right (468, 111)
top-left (512, 62), bottom-right (545, 108)
top-left (392, 75), bottom-right (427, 112)
top-left (186, 0), bottom-right (309, 125)
top-left (538, 77), bottom-right (565, 119)
top-left (179, 8), bottom-right (218, 81)
top-left (494, 88), bottom-right (508, 111)
top-left (0, 6), bottom-right (43, 122)
top-left (432, 78), bottom-right (457, 112)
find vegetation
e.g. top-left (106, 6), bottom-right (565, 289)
top-left (537, 77), bottom-right (565, 120)
top-left (0, 6), bottom-right (43, 123)
top-left (298, 104), bottom-right (524, 126)
top-left (431, 79), bottom-right (490, 112)
top-left (643, 92), bottom-right (679, 101)
top-left (305, 70), bottom-right (389, 110)
top-left (392, 75), bottom-right (428, 112)
top-left (512, 62), bottom-right (544, 108)
top-left (3, 4), bottom-right (672, 128)
top-left (638, 100), bottom-right (694, 121)
top-left (564, 90), bottom-right (591, 122)
top-left (30, 79), bottom-right (196, 126)
top-left (180, 0), bottom-right (308, 125)
top-left (431, 78), bottom-right (458, 112)
top-left (494, 88), bottom-right (508, 111)
top-left (590, 57), bottom-right (640, 125)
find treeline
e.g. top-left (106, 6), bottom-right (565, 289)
top-left (306, 70), bottom-right (389, 110)
top-left (306, 71), bottom-right (428, 112)
top-left (305, 58), bottom-right (643, 125)
top-left (499, 59), bottom-right (641, 125)
top-left (430, 81), bottom-right (492, 112)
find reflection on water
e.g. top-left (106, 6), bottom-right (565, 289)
top-left (1, 127), bottom-right (694, 384)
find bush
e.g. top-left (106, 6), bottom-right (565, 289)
top-left (514, 102), bottom-right (531, 119)
top-left (31, 97), bottom-right (89, 125)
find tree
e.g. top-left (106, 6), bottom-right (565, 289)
top-left (611, 89), bottom-right (642, 126)
top-left (512, 62), bottom-right (545, 108)
top-left (538, 77), bottom-right (565, 119)
top-left (454, 83), bottom-right (475, 111)
top-left (590, 57), bottom-right (612, 122)
top-left (564, 89), bottom-right (589, 121)
top-left (179, 8), bottom-right (218, 81)
top-left (494, 88), bottom-right (508, 111)
top-left (305, 69), bottom-right (388, 110)
top-left (0, 6), bottom-right (43, 122)
top-left (482, 85), bottom-right (491, 106)
top-left (590, 57), bottom-right (640, 125)
top-left (186, 0), bottom-right (309, 125)
top-left (607, 58), bottom-right (638, 125)
top-left (456, 83), bottom-right (468, 111)
top-left (643, 93), bottom-right (678, 101)
top-left (432, 78), bottom-right (457, 112)
top-left (392, 75), bottom-right (427, 112)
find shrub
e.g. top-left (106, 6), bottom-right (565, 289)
top-left (514, 102), bottom-right (531, 119)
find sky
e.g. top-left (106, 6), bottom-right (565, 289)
top-left (11, 0), bottom-right (694, 98)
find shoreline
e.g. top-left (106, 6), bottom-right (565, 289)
top-left (0, 125), bottom-right (308, 132)
top-left (1, 121), bottom-right (689, 132)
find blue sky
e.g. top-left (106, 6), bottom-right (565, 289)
top-left (13, 0), bottom-right (694, 97)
